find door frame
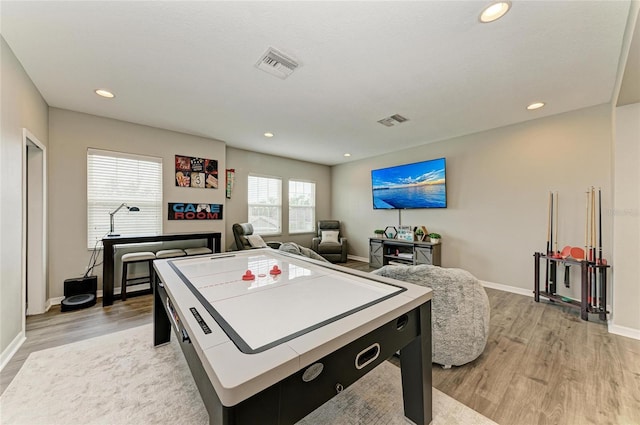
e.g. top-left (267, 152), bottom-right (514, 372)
top-left (22, 128), bottom-right (47, 316)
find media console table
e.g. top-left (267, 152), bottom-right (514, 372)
top-left (101, 232), bottom-right (221, 306)
top-left (369, 238), bottom-right (441, 268)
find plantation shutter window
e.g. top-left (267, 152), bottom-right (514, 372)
top-left (87, 149), bottom-right (163, 248)
top-left (247, 175), bottom-right (282, 235)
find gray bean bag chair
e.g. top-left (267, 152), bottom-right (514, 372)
top-left (278, 242), bottom-right (329, 262)
top-left (372, 264), bottom-right (490, 368)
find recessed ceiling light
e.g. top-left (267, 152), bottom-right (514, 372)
top-left (264, 132), bottom-right (274, 138)
top-left (479, 1), bottom-right (511, 23)
top-left (95, 89), bottom-right (115, 98)
top-left (344, 153), bottom-right (351, 157)
top-left (527, 102), bottom-right (545, 110)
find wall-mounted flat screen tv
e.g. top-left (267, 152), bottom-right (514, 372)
top-left (371, 157), bottom-right (446, 209)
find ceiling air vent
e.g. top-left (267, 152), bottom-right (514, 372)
top-left (377, 114), bottom-right (409, 127)
top-left (377, 118), bottom-right (396, 127)
top-left (255, 47), bottom-right (299, 79)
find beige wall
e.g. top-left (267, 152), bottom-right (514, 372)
top-left (0, 37), bottom-right (49, 356)
top-left (225, 147), bottom-right (331, 250)
top-left (48, 108), bottom-right (226, 298)
top-left (333, 104), bottom-right (613, 303)
top-left (613, 102), bottom-right (640, 333)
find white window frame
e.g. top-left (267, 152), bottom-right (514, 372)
top-left (288, 179), bottom-right (316, 234)
top-left (87, 148), bottom-right (163, 248)
top-left (247, 175), bottom-right (282, 236)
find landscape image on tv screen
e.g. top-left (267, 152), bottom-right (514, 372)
top-left (371, 158), bottom-right (446, 209)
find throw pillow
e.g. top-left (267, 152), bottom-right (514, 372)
top-left (246, 234), bottom-right (267, 248)
top-left (321, 230), bottom-right (340, 244)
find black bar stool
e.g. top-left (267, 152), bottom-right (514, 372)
top-left (121, 251), bottom-right (155, 301)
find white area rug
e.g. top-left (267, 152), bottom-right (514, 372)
top-left (1, 325), bottom-right (497, 425)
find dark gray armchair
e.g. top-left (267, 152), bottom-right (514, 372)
top-left (311, 220), bottom-right (348, 263)
top-left (232, 223), bottom-right (281, 250)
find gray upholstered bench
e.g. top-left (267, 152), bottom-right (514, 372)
top-left (372, 264), bottom-right (490, 368)
top-left (155, 249), bottom-right (187, 259)
top-left (184, 247), bottom-right (213, 256)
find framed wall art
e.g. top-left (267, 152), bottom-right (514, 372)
top-left (175, 155), bottom-right (218, 189)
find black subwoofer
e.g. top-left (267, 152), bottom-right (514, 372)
top-left (61, 276), bottom-right (97, 312)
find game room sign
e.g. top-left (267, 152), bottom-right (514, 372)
top-left (168, 203), bottom-right (223, 220)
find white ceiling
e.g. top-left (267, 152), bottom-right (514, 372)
top-left (0, 1), bottom-right (634, 165)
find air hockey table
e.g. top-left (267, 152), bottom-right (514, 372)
top-left (153, 248), bottom-right (433, 425)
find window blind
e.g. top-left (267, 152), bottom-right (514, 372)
top-left (289, 180), bottom-right (316, 233)
top-left (248, 175), bottom-right (282, 235)
top-left (87, 149), bottom-right (163, 248)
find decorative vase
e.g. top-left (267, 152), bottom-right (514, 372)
top-left (430, 238), bottom-right (440, 244)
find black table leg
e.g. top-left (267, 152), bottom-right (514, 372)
top-left (102, 241), bottom-right (115, 306)
top-left (399, 302), bottom-right (432, 425)
top-left (154, 282), bottom-right (171, 346)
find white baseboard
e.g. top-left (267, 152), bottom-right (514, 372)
top-left (0, 330), bottom-right (26, 372)
top-left (479, 280), bottom-right (534, 298)
top-left (479, 280), bottom-right (640, 341)
top-left (49, 296), bottom-right (65, 306)
top-left (348, 254), bottom-right (369, 263)
top-left (608, 323), bottom-right (640, 340)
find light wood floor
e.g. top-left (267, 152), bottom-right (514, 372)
top-left (2, 259), bottom-right (639, 425)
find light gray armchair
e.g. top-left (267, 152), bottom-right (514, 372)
top-left (311, 220), bottom-right (348, 263)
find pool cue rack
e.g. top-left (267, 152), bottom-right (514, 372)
top-left (533, 252), bottom-right (610, 321)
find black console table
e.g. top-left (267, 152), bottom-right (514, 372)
top-left (533, 252), bottom-right (609, 321)
top-left (101, 232), bottom-right (221, 306)
top-left (369, 238), bottom-right (441, 268)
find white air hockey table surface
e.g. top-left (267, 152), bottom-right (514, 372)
top-left (153, 248), bottom-right (432, 424)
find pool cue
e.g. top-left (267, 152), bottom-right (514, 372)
top-left (554, 192), bottom-right (570, 288)
top-left (587, 188), bottom-right (593, 309)
top-left (553, 192), bottom-right (560, 294)
top-left (545, 192), bottom-right (551, 293)
top-left (584, 189), bottom-right (589, 259)
top-left (553, 192), bottom-right (560, 256)
top-left (591, 187), bottom-right (597, 310)
top-left (585, 189), bottom-right (592, 308)
top-left (549, 192), bottom-right (557, 294)
top-left (598, 187), bottom-right (603, 310)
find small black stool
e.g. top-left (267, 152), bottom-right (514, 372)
top-left (121, 251), bottom-right (155, 301)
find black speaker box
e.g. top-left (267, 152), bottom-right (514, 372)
top-left (61, 276), bottom-right (97, 312)
top-left (64, 276), bottom-right (97, 297)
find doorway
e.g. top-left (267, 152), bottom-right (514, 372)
top-left (22, 129), bottom-right (47, 316)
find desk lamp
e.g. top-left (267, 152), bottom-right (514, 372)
top-left (108, 203), bottom-right (140, 237)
